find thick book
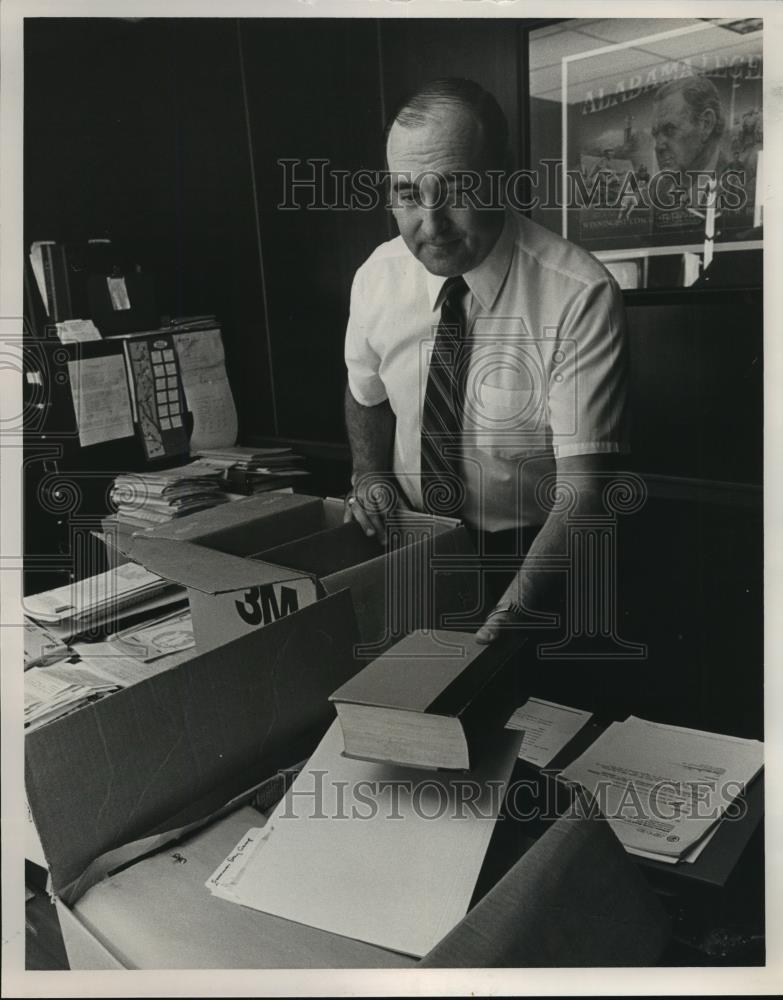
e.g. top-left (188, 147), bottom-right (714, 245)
top-left (329, 629), bottom-right (526, 771)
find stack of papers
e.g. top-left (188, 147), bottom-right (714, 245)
top-left (23, 621), bottom-right (70, 670)
top-left (197, 446), bottom-right (309, 495)
top-left (25, 663), bottom-right (118, 731)
top-left (560, 716), bottom-right (764, 864)
top-left (110, 461), bottom-right (228, 528)
top-left (25, 641), bottom-right (180, 731)
top-left (196, 445), bottom-right (300, 470)
top-left (206, 720), bottom-right (521, 958)
top-left (23, 562), bottom-right (181, 641)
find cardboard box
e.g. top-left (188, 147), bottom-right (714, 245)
top-left (54, 788), bottom-right (670, 969)
top-left (25, 590), bottom-right (362, 901)
top-left (26, 587), bottom-right (670, 969)
top-left (131, 492), bottom-right (482, 655)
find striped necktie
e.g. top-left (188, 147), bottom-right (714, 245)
top-left (420, 275), bottom-right (469, 516)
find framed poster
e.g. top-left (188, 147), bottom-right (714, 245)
top-left (530, 18), bottom-right (763, 281)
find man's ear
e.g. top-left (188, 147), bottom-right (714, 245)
top-left (698, 107), bottom-right (717, 141)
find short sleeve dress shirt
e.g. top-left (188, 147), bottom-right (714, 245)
top-left (345, 211), bottom-right (629, 531)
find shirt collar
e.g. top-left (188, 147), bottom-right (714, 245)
top-left (425, 212), bottom-right (515, 313)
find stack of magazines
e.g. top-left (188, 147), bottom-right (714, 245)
top-left (25, 662), bottom-right (119, 732)
top-left (196, 446), bottom-right (309, 494)
top-left (110, 460), bottom-right (228, 528)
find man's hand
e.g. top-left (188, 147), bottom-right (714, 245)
top-left (475, 599), bottom-right (525, 644)
top-left (343, 472), bottom-right (400, 545)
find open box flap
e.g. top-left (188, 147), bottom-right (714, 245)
top-left (25, 590), bottom-right (361, 900)
top-left (129, 536), bottom-right (313, 594)
top-left (135, 493), bottom-right (325, 555)
top-left (323, 496), bottom-right (462, 533)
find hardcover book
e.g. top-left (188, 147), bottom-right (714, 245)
top-left (330, 628), bottom-right (526, 770)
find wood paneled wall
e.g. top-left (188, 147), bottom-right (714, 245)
top-left (24, 16), bottom-right (763, 487)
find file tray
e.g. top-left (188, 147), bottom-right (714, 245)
top-left (130, 493), bottom-right (482, 655)
top-left (25, 590), bottom-right (362, 908)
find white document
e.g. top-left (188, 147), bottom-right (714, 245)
top-left (29, 242), bottom-right (51, 313)
top-left (560, 716), bottom-right (763, 862)
top-left (207, 720), bottom-right (521, 958)
top-left (67, 354), bottom-right (134, 447)
top-left (23, 621), bottom-right (70, 669)
top-left (70, 642), bottom-right (169, 686)
top-left (107, 275), bottom-right (131, 310)
top-left (56, 319), bottom-right (102, 344)
top-left (109, 608), bottom-right (195, 661)
top-left (24, 669), bottom-right (75, 709)
top-left (173, 329), bottom-right (238, 451)
top-left (506, 697), bottom-right (593, 767)
top-left (34, 662), bottom-right (117, 692)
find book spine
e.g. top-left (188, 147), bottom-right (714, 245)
top-left (428, 633), bottom-right (525, 718)
top-left (457, 647), bottom-right (527, 769)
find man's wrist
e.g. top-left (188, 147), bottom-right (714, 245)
top-left (351, 469), bottom-right (388, 488)
top-left (349, 471), bottom-right (398, 515)
top-left (488, 598), bottom-right (526, 619)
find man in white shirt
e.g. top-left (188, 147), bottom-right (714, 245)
top-left (343, 78), bottom-right (629, 643)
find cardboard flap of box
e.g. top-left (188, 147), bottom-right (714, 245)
top-left (420, 802), bottom-right (670, 967)
top-left (25, 589), bottom-right (361, 901)
top-left (322, 496), bottom-right (461, 533)
top-left (134, 493), bottom-right (325, 555)
top-left (129, 536), bottom-right (311, 595)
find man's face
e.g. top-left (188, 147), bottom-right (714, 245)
top-left (651, 90), bottom-right (714, 172)
top-left (385, 106), bottom-right (504, 277)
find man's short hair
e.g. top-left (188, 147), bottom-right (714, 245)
top-left (384, 77), bottom-right (509, 167)
top-left (654, 75), bottom-right (726, 140)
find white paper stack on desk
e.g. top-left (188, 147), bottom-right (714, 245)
top-left (559, 716), bottom-right (763, 864)
top-left (24, 663), bottom-right (118, 732)
top-left (24, 642), bottom-right (170, 732)
top-left (23, 620), bottom-right (71, 670)
top-left (110, 460), bottom-right (228, 528)
top-left (23, 562), bottom-right (182, 642)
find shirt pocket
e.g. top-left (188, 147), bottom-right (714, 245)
top-left (465, 383), bottom-right (550, 458)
